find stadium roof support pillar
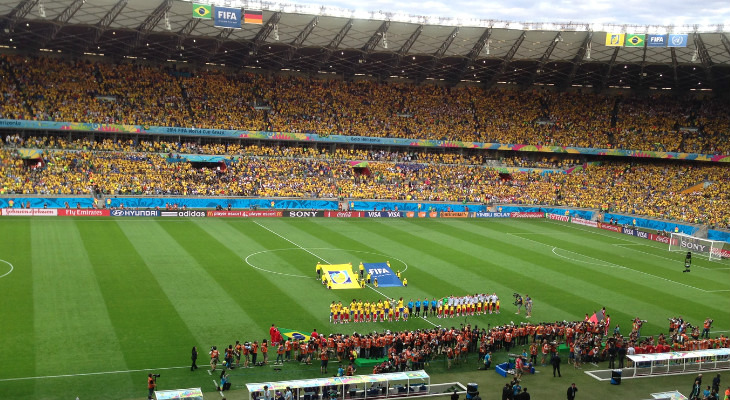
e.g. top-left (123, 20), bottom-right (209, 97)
top-left (599, 47), bottom-right (620, 90)
top-left (205, 28), bottom-right (235, 62)
top-left (92, 0), bottom-right (128, 45)
top-left (387, 24), bottom-right (422, 77)
top-left (176, 18), bottom-right (199, 48)
top-left (449, 27), bottom-right (491, 85)
top-left (0, 0), bottom-right (39, 33)
top-left (419, 26), bottom-right (458, 82)
top-left (486, 30), bottom-right (526, 89)
top-left (670, 48), bottom-right (679, 89)
top-left (721, 33), bottom-right (730, 58)
top-left (288, 16), bottom-right (318, 61)
top-left (317, 18), bottom-right (352, 69)
top-left (251, 11), bottom-right (282, 53)
top-left (361, 20), bottom-right (390, 59)
top-left (526, 31), bottom-right (562, 87)
top-left (693, 33), bottom-right (715, 86)
top-left (561, 31), bottom-right (592, 90)
top-left (133, 0), bottom-right (172, 49)
top-left (49, 0), bottom-right (86, 40)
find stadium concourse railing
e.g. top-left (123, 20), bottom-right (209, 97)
top-left (1, 195), bottom-right (728, 243)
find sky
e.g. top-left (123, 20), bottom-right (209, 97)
top-left (271, 0), bottom-right (730, 27)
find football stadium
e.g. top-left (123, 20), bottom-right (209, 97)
top-left (0, 1), bottom-right (729, 400)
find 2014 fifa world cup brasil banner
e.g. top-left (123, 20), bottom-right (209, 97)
top-left (321, 264), bottom-right (361, 289)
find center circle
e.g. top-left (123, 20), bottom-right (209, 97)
top-left (0, 259), bottom-right (14, 279)
top-left (244, 248), bottom-right (408, 279)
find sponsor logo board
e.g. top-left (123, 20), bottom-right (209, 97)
top-left (2, 208), bottom-right (58, 216)
top-left (324, 211), bottom-right (364, 218)
top-left (597, 222), bottom-right (622, 233)
top-left (648, 233), bottom-right (671, 244)
top-left (206, 210), bottom-right (282, 217)
top-left (58, 209), bottom-right (110, 217)
top-left (365, 211), bottom-right (402, 218)
top-left (111, 210), bottom-right (160, 217)
top-left (440, 212), bottom-right (469, 218)
top-left (160, 210), bottom-right (205, 217)
top-left (510, 212), bottom-right (545, 219)
top-left (571, 217), bottom-right (598, 228)
top-left (472, 212), bottom-right (511, 218)
top-left (287, 211), bottom-right (324, 218)
top-left (547, 213), bottom-right (570, 222)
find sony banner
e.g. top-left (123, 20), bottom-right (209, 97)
top-left (571, 217), bottom-right (598, 228)
top-left (324, 211), bottom-right (364, 218)
top-left (206, 210), bottom-right (282, 218)
top-left (365, 211), bottom-right (403, 218)
top-left (286, 210), bottom-right (324, 218)
top-left (547, 213), bottom-right (570, 222)
top-left (160, 210), bottom-right (206, 218)
top-left (111, 209), bottom-right (160, 217)
top-left (597, 222), bottom-right (622, 233)
top-left (677, 236), bottom-right (710, 254)
top-left (2, 208), bottom-right (58, 216)
top-left (58, 209), bottom-right (110, 217)
top-left (510, 212), bottom-right (545, 219)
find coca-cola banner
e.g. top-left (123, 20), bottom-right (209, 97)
top-left (324, 211), bottom-right (364, 218)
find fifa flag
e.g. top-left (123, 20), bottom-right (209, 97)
top-left (192, 3), bottom-right (212, 19)
top-left (605, 33), bottom-right (625, 47)
top-left (625, 34), bottom-right (645, 47)
top-left (244, 9), bottom-right (263, 24)
top-left (214, 6), bottom-right (241, 29)
top-left (321, 264), bottom-right (361, 289)
top-left (364, 262), bottom-right (402, 287)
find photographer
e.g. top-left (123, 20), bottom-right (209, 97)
top-left (513, 293), bottom-right (523, 315)
top-left (147, 373), bottom-right (158, 399)
top-left (703, 318), bottom-right (713, 339)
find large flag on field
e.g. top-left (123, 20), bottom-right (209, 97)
top-left (321, 264), bottom-right (361, 289)
top-left (364, 262), bottom-right (402, 287)
top-left (192, 3), bottom-right (212, 19)
top-left (278, 328), bottom-right (311, 342)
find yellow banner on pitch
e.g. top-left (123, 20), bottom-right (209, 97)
top-left (606, 33), bottom-right (625, 46)
top-left (321, 264), bottom-right (361, 289)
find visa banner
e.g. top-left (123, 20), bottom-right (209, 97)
top-left (647, 34), bottom-right (667, 47)
top-left (214, 6), bottom-right (241, 29)
top-left (667, 34), bottom-right (688, 48)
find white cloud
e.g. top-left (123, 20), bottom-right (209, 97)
top-left (285, 0), bottom-right (730, 27)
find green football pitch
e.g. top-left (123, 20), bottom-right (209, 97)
top-left (0, 217), bottom-right (728, 400)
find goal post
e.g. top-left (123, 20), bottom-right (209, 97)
top-left (669, 232), bottom-right (728, 261)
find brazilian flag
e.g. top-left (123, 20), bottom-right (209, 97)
top-left (192, 3), bottom-right (212, 19)
top-left (625, 34), bottom-right (645, 47)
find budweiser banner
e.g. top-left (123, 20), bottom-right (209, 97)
top-left (510, 212), bottom-right (544, 219)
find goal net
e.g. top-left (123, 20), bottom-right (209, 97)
top-left (669, 232), bottom-right (730, 261)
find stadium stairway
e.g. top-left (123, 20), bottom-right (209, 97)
top-left (680, 181), bottom-right (710, 194)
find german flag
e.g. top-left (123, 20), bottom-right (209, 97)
top-left (244, 9), bottom-right (263, 24)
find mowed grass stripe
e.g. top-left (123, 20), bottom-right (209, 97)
top-left (163, 219), bottom-right (324, 340)
top-left (326, 218), bottom-right (577, 327)
top-left (437, 219), bottom-right (722, 332)
top-left (77, 220), bottom-right (198, 368)
top-left (207, 218), bottom-right (362, 332)
top-left (0, 219), bottom-right (36, 399)
top-left (116, 220), bottom-right (253, 349)
top-left (30, 219), bottom-right (132, 398)
top-left (394, 218), bottom-right (681, 332)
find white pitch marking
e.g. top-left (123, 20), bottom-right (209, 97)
top-left (0, 365), bottom-right (193, 382)
top-left (0, 259), bottom-right (14, 279)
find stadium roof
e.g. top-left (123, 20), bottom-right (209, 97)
top-left (1, 0), bottom-right (730, 90)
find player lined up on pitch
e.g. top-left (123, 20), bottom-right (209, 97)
top-left (327, 294), bottom-right (501, 323)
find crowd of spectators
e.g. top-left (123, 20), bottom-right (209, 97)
top-left (2, 54), bottom-right (729, 154)
top-left (1, 137), bottom-right (728, 228)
